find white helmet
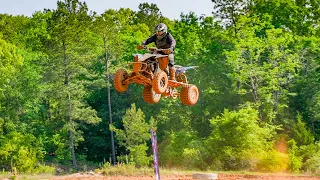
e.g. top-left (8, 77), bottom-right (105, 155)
top-left (154, 23), bottom-right (167, 40)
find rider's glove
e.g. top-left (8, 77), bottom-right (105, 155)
top-left (140, 43), bottom-right (146, 50)
top-left (169, 47), bottom-right (174, 53)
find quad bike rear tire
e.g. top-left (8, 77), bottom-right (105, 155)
top-left (180, 84), bottom-right (199, 106)
top-left (152, 70), bottom-right (168, 94)
top-left (114, 69), bottom-right (129, 92)
top-left (143, 86), bottom-right (161, 104)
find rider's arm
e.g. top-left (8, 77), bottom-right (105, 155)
top-left (142, 34), bottom-right (157, 45)
top-left (167, 33), bottom-right (176, 52)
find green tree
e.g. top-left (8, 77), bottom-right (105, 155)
top-left (206, 104), bottom-right (277, 170)
top-left (135, 3), bottom-right (165, 33)
top-left (225, 16), bottom-right (300, 122)
top-left (287, 139), bottom-right (303, 172)
top-left (0, 132), bottom-right (43, 172)
top-left (0, 37), bottom-right (23, 134)
top-left (291, 115), bottom-right (315, 146)
top-left (43, 0), bottom-right (101, 168)
top-left (251, 0), bottom-right (320, 36)
top-left (159, 129), bottom-right (204, 169)
top-left (78, 7), bottom-right (150, 164)
top-left (113, 104), bottom-right (150, 167)
top-left (0, 14), bottom-right (30, 45)
top-left (211, 0), bottom-right (251, 36)
top-left (289, 36), bottom-right (320, 140)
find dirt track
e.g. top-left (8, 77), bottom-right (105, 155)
top-left (51, 173), bottom-right (320, 180)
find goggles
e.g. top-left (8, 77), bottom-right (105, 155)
top-left (156, 31), bottom-right (164, 36)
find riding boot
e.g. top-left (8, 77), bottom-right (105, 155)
top-left (169, 67), bottom-right (176, 81)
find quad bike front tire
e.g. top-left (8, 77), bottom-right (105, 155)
top-left (143, 86), bottom-right (161, 104)
top-left (180, 84), bottom-right (199, 106)
top-left (114, 69), bottom-right (129, 92)
top-left (152, 70), bottom-right (168, 94)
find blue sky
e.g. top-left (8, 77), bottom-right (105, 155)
top-left (0, 0), bottom-right (214, 20)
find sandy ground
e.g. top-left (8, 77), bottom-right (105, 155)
top-left (50, 172), bottom-right (320, 180)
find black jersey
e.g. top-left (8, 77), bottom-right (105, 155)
top-left (142, 33), bottom-right (176, 52)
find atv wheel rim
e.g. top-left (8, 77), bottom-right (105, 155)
top-left (160, 77), bottom-right (166, 87)
top-left (121, 74), bottom-right (126, 85)
top-left (191, 88), bottom-right (198, 99)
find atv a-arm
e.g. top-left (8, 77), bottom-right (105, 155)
top-left (122, 62), bottom-right (153, 86)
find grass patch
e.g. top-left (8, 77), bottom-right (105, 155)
top-left (97, 163), bottom-right (320, 177)
top-left (98, 164), bottom-right (154, 176)
top-left (0, 173), bottom-right (55, 180)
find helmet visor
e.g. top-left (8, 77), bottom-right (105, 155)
top-left (156, 30), bottom-right (164, 36)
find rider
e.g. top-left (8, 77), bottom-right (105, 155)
top-left (141, 23), bottom-right (176, 80)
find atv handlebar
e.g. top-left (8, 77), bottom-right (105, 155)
top-left (137, 45), bottom-right (171, 54)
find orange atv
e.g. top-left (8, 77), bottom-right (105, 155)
top-left (113, 45), bottom-right (199, 106)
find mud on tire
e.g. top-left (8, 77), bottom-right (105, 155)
top-left (180, 84), bottom-right (199, 106)
top-left (143, 86), bottom-right (161, 104)
top-left (114, 69), bottom-right (129, 92)
top-left (152, 70), bottom-right (168, 94)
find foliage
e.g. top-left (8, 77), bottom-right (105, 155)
top-left (287, 139), bottom-right (303, 173)
top-left (100, 164), bottom-right (153, 176)
top-left (291, 114), bottom-right (315, 146)
top-left (159, 129), bottom-right (204, 169)
top-left (0, 132), bottom-right (44, 173)
top-left (256, 150), bottom-right (288, 172)
top-left (299, 142), bottom-right (320, 174)
top-left (206, 104), bottom-right (277, 170)
top-left (135, 2), bottom-right (165, 33)
top-left (32, 164), bottom-right (56, 174)
top-left (112, 104), bottom-right (150, 167)
top-left (225, 16), bottom-right (300, 122)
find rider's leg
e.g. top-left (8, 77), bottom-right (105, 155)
top-left (168, 54), bottom-right (176, 81)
